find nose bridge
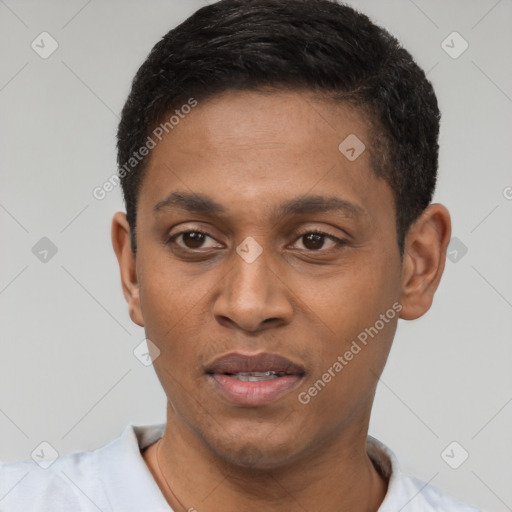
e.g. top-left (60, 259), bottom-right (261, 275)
top-left (213, 238), bottom-right (292, 330)
top-left (232, 245), bottom-right (272, 302)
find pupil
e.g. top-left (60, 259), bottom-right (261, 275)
top-left (183, 232), bottom-right (205, 248)
top-left (303, 233), bottom-right (324, 250)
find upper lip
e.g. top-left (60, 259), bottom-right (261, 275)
top-left (205, 352), bottom-right (305, 375)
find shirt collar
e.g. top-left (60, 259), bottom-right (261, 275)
top-left (104, 424), bottom-right (425, 511)
top-left (99, 422), bottom-right (170, 511)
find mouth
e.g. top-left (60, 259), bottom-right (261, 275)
top-left (205, 352), bottom-right (305, 406)
top-left (225, 370), bottom-right (288, 382)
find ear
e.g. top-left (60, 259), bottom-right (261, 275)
top-left (398, 203), bottom-right (452, 321)
top-left (111, 212), bottom-right (144, 327)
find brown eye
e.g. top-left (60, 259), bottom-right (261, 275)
top-left (182, 231), bottom-right (206, 249)
top-left (167, 229), bottom-right (223, 251)
top-left (291, 231), bottom-right (345, 252)
top-left (302, 233), bottom-right (326, 250)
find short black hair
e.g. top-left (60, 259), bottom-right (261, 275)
top-left (117, 0), bottom-right (440, 256)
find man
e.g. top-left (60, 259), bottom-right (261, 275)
top-left (0, 0), bottom-right (484, 510)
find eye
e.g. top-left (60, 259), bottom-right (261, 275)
top-left (291, 230), bottom-right (346, 251)
top-left (167, 230), bottom-right (223, 250)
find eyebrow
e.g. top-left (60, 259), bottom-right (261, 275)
top-left (276, 195), bottom-right (365, 219)
top-left (153, 191), bottom-right (365, 220)
top-left (154, 191), bottom-right (225, 215)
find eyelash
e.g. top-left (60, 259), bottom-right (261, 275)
top-left (291, 229), bottom-right (347, 250)
top-left (166, 228), bottom-right (347, 252)
top-left (166, 229), bottom-right (214, 247)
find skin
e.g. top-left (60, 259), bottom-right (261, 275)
top-left (111, 90), bottom-right (451, 512)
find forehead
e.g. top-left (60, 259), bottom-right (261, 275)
top-left (163, 89), bottom-right (370, 158)
top-left (138, 89), bottom-right (394, 229)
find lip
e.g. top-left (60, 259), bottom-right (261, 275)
top-left (205, 352), bottom-right (305, 407)
top-left (205, 352), bottom-right (305, 375)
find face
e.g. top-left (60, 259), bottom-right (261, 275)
top-left (120, 90), bottom-right (407, 468)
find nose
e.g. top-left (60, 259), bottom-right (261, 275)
top-left (212, 247), bottom-right (294, 333)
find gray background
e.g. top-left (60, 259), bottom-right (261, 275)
top-left (1, 0), bottom-right (511, 510)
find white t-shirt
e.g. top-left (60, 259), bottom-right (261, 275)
top-left (0, 423), bottom-right (483, 512)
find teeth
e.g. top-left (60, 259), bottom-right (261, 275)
top-left (229, 371), bottom-right (285, 382)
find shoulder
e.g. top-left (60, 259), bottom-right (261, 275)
top-left (0, 423), bottom-right (167, 512)
top-left (0, 449), bottom-right (103, 511)
top-left (367, 436), bottom-right (485, 512)
top-left (392, 472), bottom-right (485, 512)
top-left (0, 440), bottom-right (109, 512)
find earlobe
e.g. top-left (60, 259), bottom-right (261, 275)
top-left (111, 212), bottom-right (144, 327)
top-left (398, 204), bottom-right (451, 321)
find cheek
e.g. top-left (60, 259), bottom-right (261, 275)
top-left (298, 316), bottom-right (397, 425)
top-left (294, 258), bottom-right (400, 384)
top-left (296, 261), bottom-right (397, 339)
top-left (137, 250), bottom-right (206, 335)
top-left (137, 254), bottom-right (225, 377)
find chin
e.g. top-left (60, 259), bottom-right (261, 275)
top-left (200, 423), bottom-right (305, 471)
top-left (218, 442), bottom-right (297, 471)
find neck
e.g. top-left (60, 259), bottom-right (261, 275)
top-left (144, 410), bottom-right (388, 512)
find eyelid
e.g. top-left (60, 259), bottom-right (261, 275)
top-left (167, 223), bottom-right (220, 239)
top-left (289, 222), bottom-right (348, 240)
top-left (165, 225), bottom-right (348, 251)
top-left (289, 228), bottom-right (347, 249)
top-left (166, 227), bottom-right (224, 249)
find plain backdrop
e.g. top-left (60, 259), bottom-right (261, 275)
top-left (1, 1), bottom-right (511, 510)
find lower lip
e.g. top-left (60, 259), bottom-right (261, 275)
top-left (209, 374), bottom-right (303, 406)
